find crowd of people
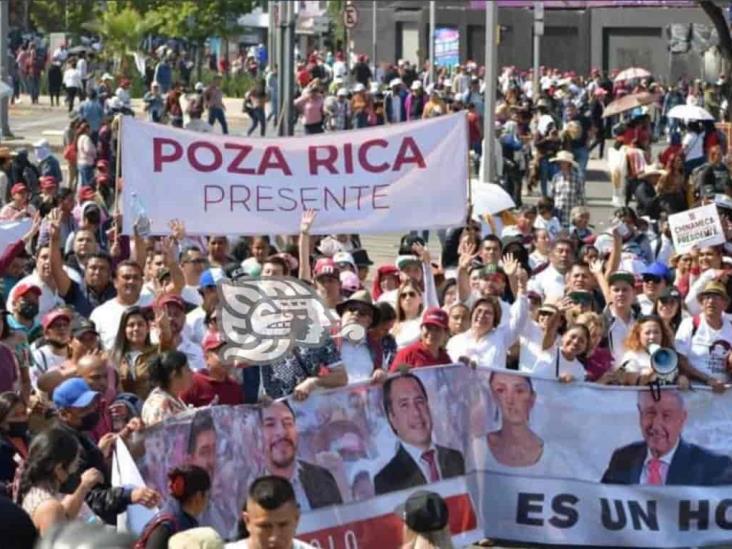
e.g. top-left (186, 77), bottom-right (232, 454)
top-left (2, 30), bottom-right (732, 548)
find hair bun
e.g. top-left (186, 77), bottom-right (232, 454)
top-left (169, 473), bottom-right (185, 498)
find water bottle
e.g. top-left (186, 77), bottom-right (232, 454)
top-left (131, 192), bottom-right (151, 237)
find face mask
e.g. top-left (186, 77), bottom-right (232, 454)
top-left (79, 410), bottom-right (101, 432)
top-left (18, 301), bottom-right (39, 320)
top-left (5, 421), bottom-right (28, 438)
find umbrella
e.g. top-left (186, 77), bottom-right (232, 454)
top-left (602, 92), bottom-right (656, 118)
top-left (67, 45), bottom-right (89, 55)
top-left (666, 104), bottom-right (714, 121)
top-left (471, 181), bottom-right (515, 216)
top-left (614, 67), bottom-right (651, 82)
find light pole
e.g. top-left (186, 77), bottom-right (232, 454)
top-left (533, 1), bottom-right (543, 100)
top-left (481, 1), bottom-right (497, 183)
top-left (0, 0), bottom-right (11, 139)
top-left (372, 2), bottom-right (377, 78)
top-left (428, 1), bottom-right (435, 85)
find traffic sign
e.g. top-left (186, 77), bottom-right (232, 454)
top-left (343, 4), bottom-right (359, 29)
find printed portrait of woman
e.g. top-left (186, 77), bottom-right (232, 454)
top-left (469, 371), bottom-right (569, 477)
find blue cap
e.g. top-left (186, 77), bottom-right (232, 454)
top-left (52, 378), bottom-right (99, 409)
top-left (198, 269), bottom-right (217, 289)
top-left (642, 262), bottom-right (671, 281)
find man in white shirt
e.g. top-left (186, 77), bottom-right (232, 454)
top-left (90, 261), bottom-right (153, 349)
top-left (225, 476), bottom-right (316, 549)
top-left (675, 281), bottom-right (732, 384)
top-left (528, 238), bottom-right (574, 302)
top-left (153, 293), bottom-right (205, 372)
top-left (7, 245), bottom-right (63, 319)
top-left (336, 290), bottom-right (386, 384)
top-left (603, 271), bottom-right (638, 366)
top-left (637, 262), bottom-right (670, 315)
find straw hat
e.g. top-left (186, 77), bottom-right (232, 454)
top-left (550, 150), bottom-right (578, 167)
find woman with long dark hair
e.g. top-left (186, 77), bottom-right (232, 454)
top-left (110, 306), bottom-right (162, 400)
top-left (141, 351), bottom-right (192, 427)
top-left (18, 428), bottom-right (103, 536)
top-left (0, 392), bottom-right (28, 495)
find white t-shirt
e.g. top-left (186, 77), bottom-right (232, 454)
top-left (392, 318), bottom-right (421, 349)
top-left (30, 345), bottom-right (68, 389)
top-left (226, 540), bottom-right (316, 549)
top-left (675, 315), bottom-right (732, 382)
top-left (185, 307), bottom-right (207, 346)
top-left (181, 285), bottom-right (202, 306)
top-left (340, 340), bottom-right (374, 383)
top-left (533, 349), bottom-right (586, 380)
top-left (606, 310), bottom-right (635, 366)
top-left (90, 295), bottom-right (154, 350)
top-left (7, 273), bottom-right (64, 321)
top-left (618, 349), bottom-right (652, 373)
top-left (682, 131), bottom-right (704, 161)
top-left (528, 264), bottom-right (566, 302)
top-left (519, 320), bottom-right (555, 372)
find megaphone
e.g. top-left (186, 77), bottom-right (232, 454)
top-left (648, 344), bottom-right (678, 383)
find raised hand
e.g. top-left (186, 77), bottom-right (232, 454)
top-left (300, 209), bottom-right (317, 234)
top-left (502, 253), bottom-right (519, 277)
top-left (168, 218), bottom-right (186, 242)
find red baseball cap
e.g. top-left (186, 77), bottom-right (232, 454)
top-left (202, 330), bottom-right (226, 352)
top-left (154, 293), bottom-right (185, 311)
top-left (313, 257), bottom-right (340, 279)
top-left (12, 283), bottom-right (41, 302)
top-left (40, 176), bottom-right (57, 190)
top-left (79, 186), bottom-right (96, 201)
top-left (421, 307), bottom-right (449, 330)
top-left (42, 309), bottom-right (72, 330)
top-left (10, 182), bottom-right (27, 195)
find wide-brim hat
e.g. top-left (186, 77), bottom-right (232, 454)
top-left (639, 164), bottom-right (667, 180)
top-left (698, 281), bottom-right (728, 301)
top-left (550, 150), bottom-right (578, 167)
top-left (336, 289), bottom-right (380, 326)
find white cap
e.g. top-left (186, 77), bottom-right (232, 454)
top-left (389, 78), bottom-right (403, 88)
top-left (370, 82), bottom-right (380, 94)
top-left (410, 80), bottom-right (422, 91)
top-left (337, 87), bottom-right (348, 97)
top-left (443, 79), bottom-right (453, 88)
top-left (33, 138), bottom-right (49, 149)
top-left (194, 82), bottom-right (205, 92)
top-left (352, 83), bottom-right (366, 93)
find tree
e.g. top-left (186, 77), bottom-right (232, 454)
top-left (699, 0), bottom-right (732, 121)
top-left (26, 0), bottom-right (97, 34)
top-left (146, 0), bottom-right (254, 79)
top-left (83, 6), bottom-right (158, 76)
top-left (326, 0), bottom-right (347, 53)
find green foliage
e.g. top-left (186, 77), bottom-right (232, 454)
top-left (28, 0), bottom-right (97, 34)
top-left (147, 0), bottom-right (255, 44)
top-left (83, 6), bottom-right (158, 75)
top-left (326, 0), bottom-right (346, 51)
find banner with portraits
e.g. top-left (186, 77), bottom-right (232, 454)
top-left (120, 114), bottom-right (468, 236)
top-left (131, 366), bottom-right (732, 547)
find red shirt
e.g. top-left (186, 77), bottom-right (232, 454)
top-left (181, 370), bottom-right (243, 407)
top-left (467, 111), bottom-right (482, 144)
top-left (389, 341), bottom-right (452, 372)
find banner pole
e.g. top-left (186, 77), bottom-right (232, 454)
top-left (114, 114), bottom-right (123, 215)
top-left (466, 111), bottom-right (472, 216)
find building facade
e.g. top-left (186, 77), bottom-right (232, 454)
top-left (349, 1), bottom-right (718, 82)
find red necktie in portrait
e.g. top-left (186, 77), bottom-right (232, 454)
top-left (421, 449), bottom-right (440, 482)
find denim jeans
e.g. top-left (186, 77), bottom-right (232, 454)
top-left (78, 164), bottom-right (95, 187)
top-left (208, 107), bottom-right (228, 134)
top-left (247, 107), bottom-right (266, 137)
top-left (572, 146), bottom-right (589, 177)
top-left (539, 157), bottom-right (558, 197)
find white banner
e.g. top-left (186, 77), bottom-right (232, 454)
top-left (0, 219), bottom-right (31, 251)
top-left (668, 204), bottom-right (725, 254)
top-left (470, 371), bottom-right (732, 547)
top-left (120, 115), bottom-right (468, 236)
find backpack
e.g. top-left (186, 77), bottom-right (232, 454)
top-left (133, 513), bottom-right (179, 549)
top-left (63, 142), bottom-right (77, 165)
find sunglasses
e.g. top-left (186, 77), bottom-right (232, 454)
top-left (400, 291), bottom-right (418, 299)
top-left (345, 306), bottom-right (372, 317)
top-left (642, 275), bottom-right (661, 284)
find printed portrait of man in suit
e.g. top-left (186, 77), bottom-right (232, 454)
top-left (602, 390), bottom-right (732, 486)
top-left (260, 400), bottom-right (343, 510)
top-left (374, 373), bottom-right (465, 495)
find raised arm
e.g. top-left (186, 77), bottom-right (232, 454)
top-left (298, 209), bottom-right (316, 282)
top-left (590, 258), bottom-right (611, 305)
top-left (47, 209), bottom-right (72, 297)
top-left (456, 236), bottom-right (478, 304)
top-left (505, 269), bottom-right (529, 346)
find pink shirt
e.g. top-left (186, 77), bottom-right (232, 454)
top-left (294, 93), bottom-right (324, 125)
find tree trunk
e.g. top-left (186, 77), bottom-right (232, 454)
top-left (196, 41), bottom-right (203, 82)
